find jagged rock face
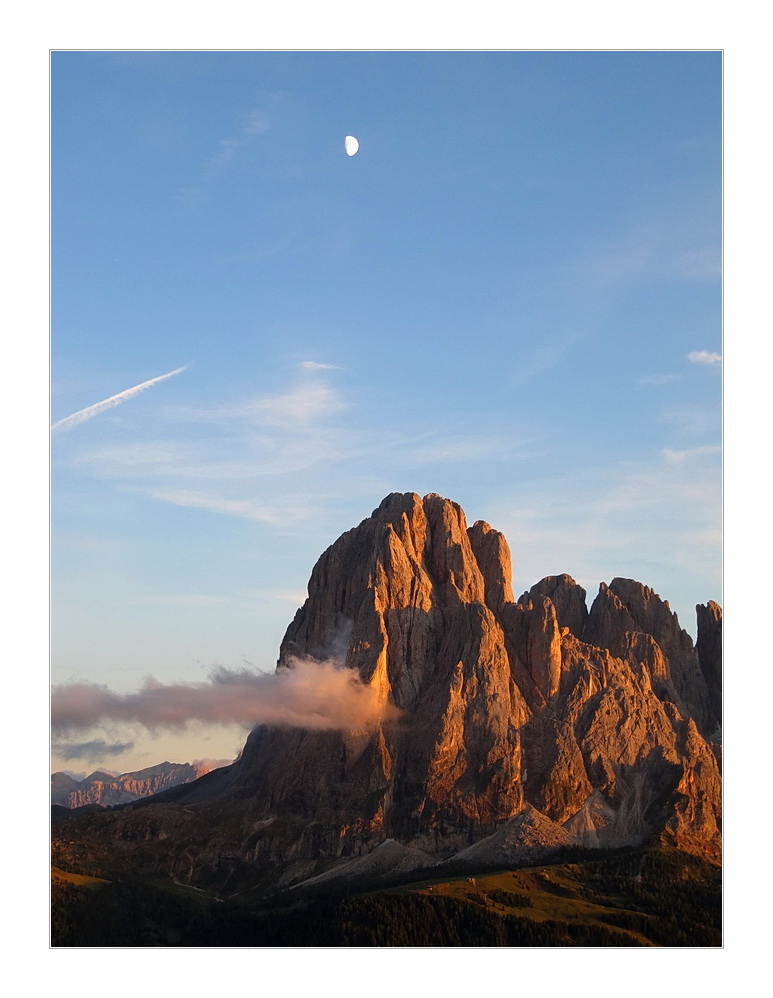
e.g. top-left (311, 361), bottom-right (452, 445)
top-left (55, 493), bottom-right (721, 885)
top-left (519, 574), bottom-right (588, 638)
top-left (244, 493), bottom-right (528, 850)
top-left (584, 580), bottom-right (716, 736)
top-left (233, 493), bottom-right (721, 866)
top-left (468, 519), bottom-right (514, 610)
top-left (696, 601), bottom-right (722, 724)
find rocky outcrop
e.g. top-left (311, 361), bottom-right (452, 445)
top-left (54, 493), bottom-right (722, 888)
top-left (519, 574), bottom-right (588, 638)
top-left (696, 601), bottom-right (722, 725)
top-left (584, 579), bottom-right (716, 736)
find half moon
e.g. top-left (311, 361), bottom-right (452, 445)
top-left (344, 135), bottom-right (359, 156)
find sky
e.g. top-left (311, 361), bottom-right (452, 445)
top-left (50, 51), bottom-right (721, 776)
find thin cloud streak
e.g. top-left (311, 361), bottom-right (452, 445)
top-left (176, 384), bottom-right (346, 429)
top-left (179, 105), bottom-right (271, 204)
top-left (149, 489), bottom-right (310, 524)
top-left (52, 739), bottom-right (135, 762)
top-left (52, 365), bottom-right (189, 433)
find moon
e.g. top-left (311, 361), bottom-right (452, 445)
top-left (344, 135), bottom-right (359, 157)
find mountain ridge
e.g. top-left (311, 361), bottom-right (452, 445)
top-left (50, 759), bottom-right (232, 808)
top-left (52, 493), bottom-right (721, 892)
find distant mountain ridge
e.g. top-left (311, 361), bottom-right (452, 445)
top-left (51, 760), bottom-right (231, 808)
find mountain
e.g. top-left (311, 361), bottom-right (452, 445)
top-left (50, 760), bottom-right (231, 808)
top-left (51, 493), bottom-right (721, 893)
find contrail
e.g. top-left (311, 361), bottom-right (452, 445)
top-left (51, 364), bottom-right (189, 433)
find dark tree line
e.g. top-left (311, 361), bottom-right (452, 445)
top-left (51, 847), bottom-right (721, 948)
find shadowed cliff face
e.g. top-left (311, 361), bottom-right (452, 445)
top-left (696, 601), bottom-right (722, 725)
top-left (55, 493), bottom-right (721, 885)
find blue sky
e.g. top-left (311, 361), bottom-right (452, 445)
top-left (51, 51), bottom-right (721, 774)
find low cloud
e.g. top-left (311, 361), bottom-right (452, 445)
top-left (52, 739), bottom-right (135, 762)
top-left (52, 658), bottom-right (399, 735)
top-left (687, 350), bottom-right (722, 365)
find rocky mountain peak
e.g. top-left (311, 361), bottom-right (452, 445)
top-left (468, 519), bottom-right (514, 610)
top-left (237, 494), bottom-right (720, 868)
top-left (56, 493), bottom-right (721, 889)
top-left (519, 574), bottom-right (588, 637)
top-left (585, 578), bottom-right (715, 735)
top-left (279, 492), bottom-right (513, 675)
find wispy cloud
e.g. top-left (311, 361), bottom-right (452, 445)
top-left (244, 382), bottom-right (346, 427)
top-left (52, 739), bottom-right (135, 762)
top-left (662, 444), bottom-right (722, 466)
top-left (576, 226), bottom-right (660, 286)
top-left (399, 433), bottom-right (515, 465)
top-left (202, 138), bottom-right (241, 180)
top-left (180, 105), bottom-right (272, 203)
top-left (51, 658), bottom-right (400, 735)
top-left (658, 403), bottom-right (720, 437)
top-left (52, 365), bottom-right (189, 433)
top-left (245, 110), bottom-right (270, 135)
top-left (674, 247), bottom-right (721, 279)
top-left (565, 190), bottom-right (720, 298)
top-left (513, 331), bottom-right (581, 384)
top-left (60, 362), bottom-right (518, 528)
top-left (244, 587), bottom-right (309, 607)
top-left (149, 489), bottom-right (311, 524)
top-left (174, 364), bottom-right (346, 429)
top-left (687, 350), bottom-right (722, 366)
